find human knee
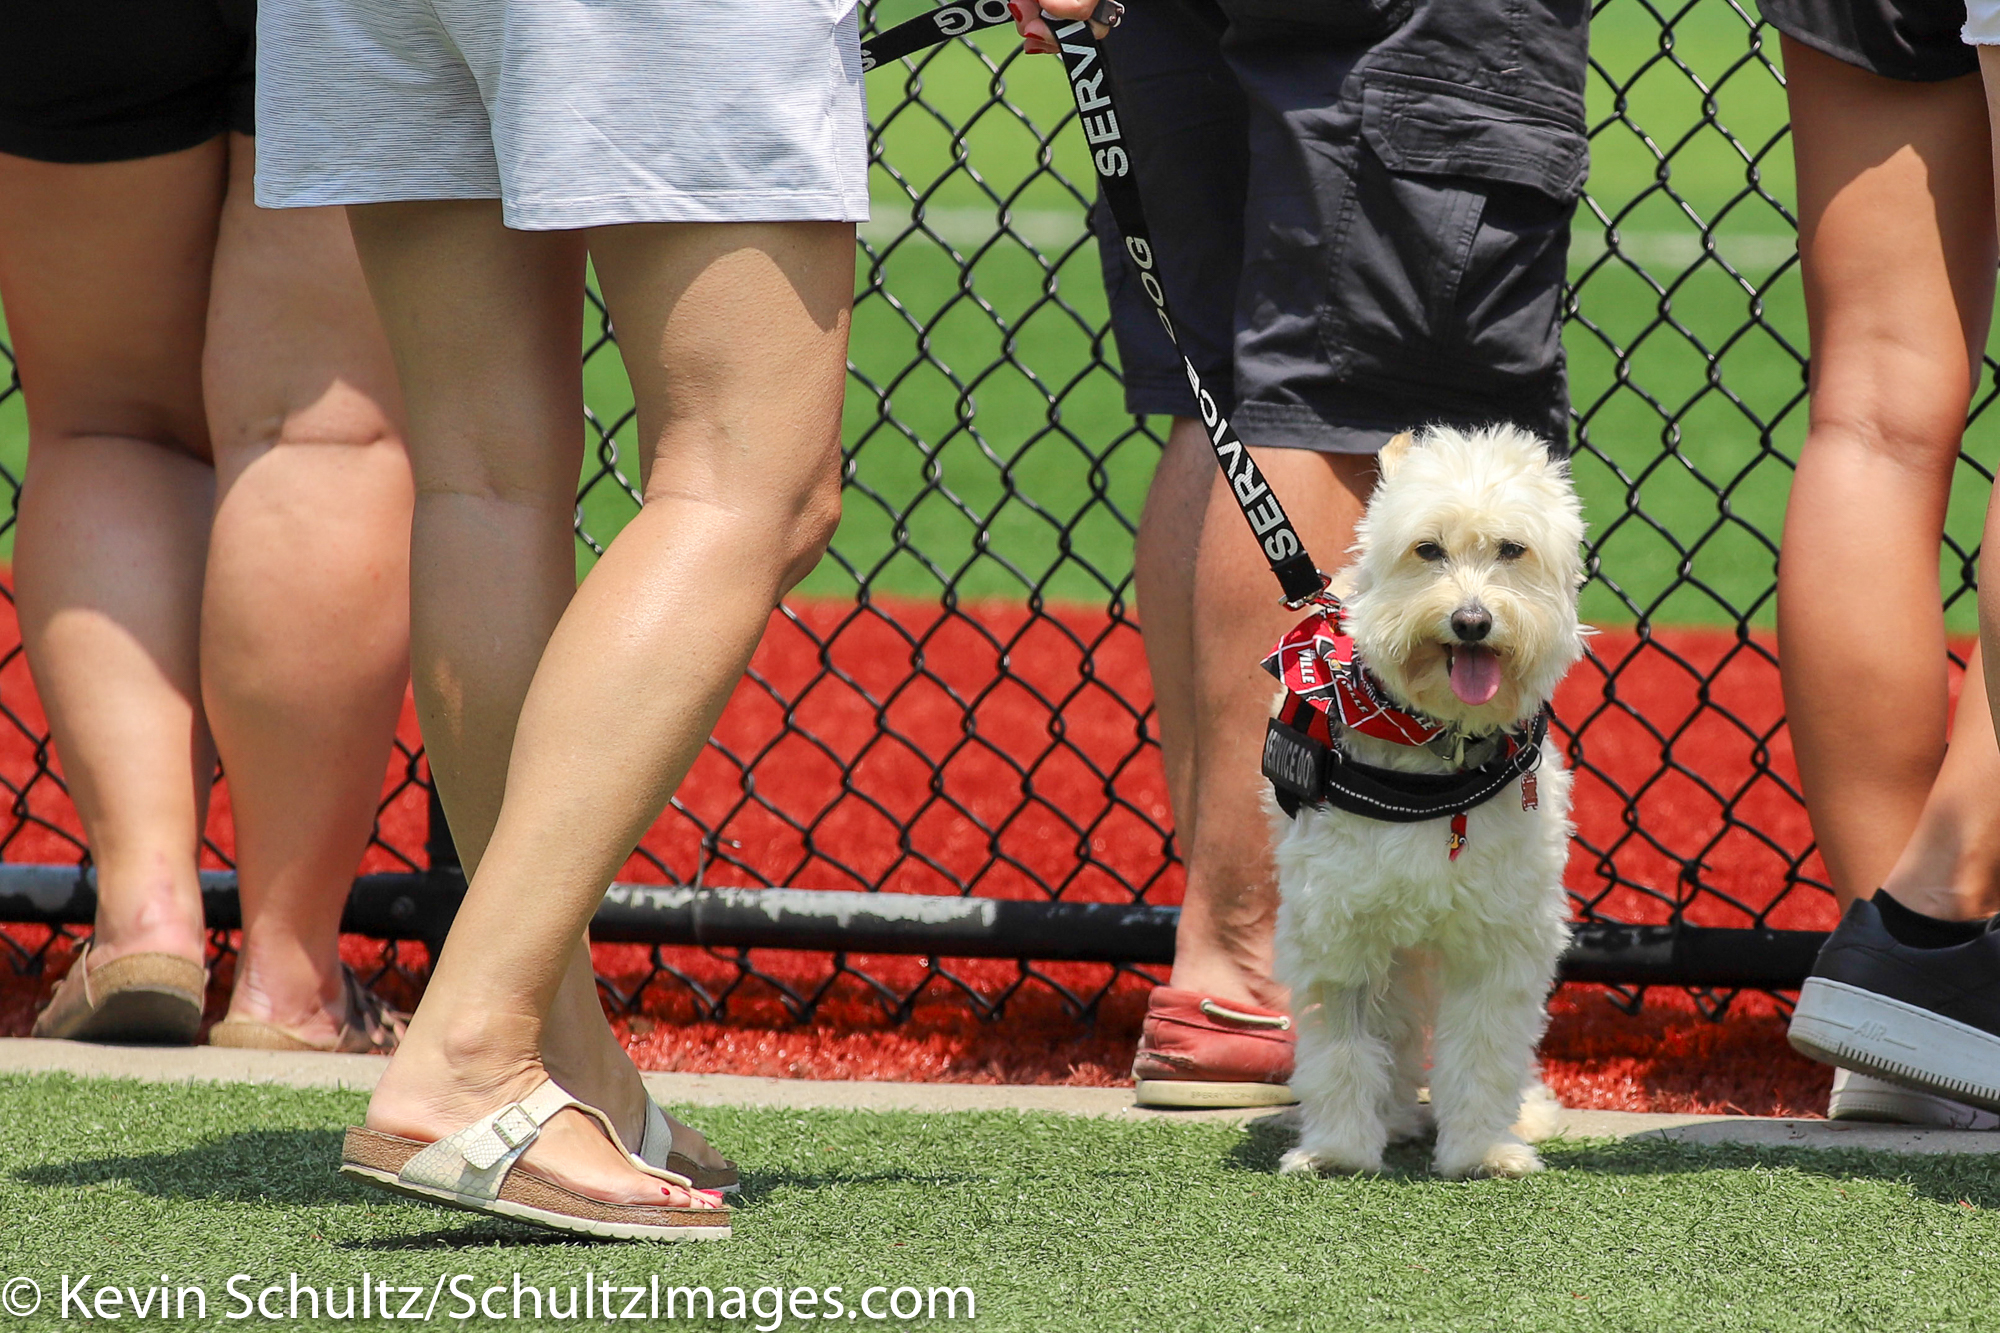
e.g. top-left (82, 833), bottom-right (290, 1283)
top-left (218, 381), bottom-right (405, 464)
top-left (641, 421), bottom-right (843, 593)
top-left (407, 433), bottom-right (580, 511)
top-left (1805, 397), bottom-right (1974, 477)
top-left (774, 454), bottom-right (843, 593)
top-left (28, 412), bottom-right (212, 469)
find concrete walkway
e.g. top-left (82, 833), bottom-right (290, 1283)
top-left (3, 1037), bottom-right (1996, 1156)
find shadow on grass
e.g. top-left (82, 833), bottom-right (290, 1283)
top-left (344, 1223), bottom-right (616, 1251)
top-left (1548, 1139), bottom-right (2000, 1209)
top-left (1221, 1115), bottom-right (2000, 1208)
top-left (1223, 1115), bottom-right (1441, 1180)
top-left (16, 1128), bottom-right (973, 1244)
top-left (337, 1163), bottom-right (981, 1250)
top-left (16, 1128), bottom-right (358, 1205)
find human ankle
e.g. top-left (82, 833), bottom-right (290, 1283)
top-left (227, 941), bottom-right (345, 1031)
top-left (542, 1036), bottom-right (647, 1129)
top-left (87, 920), bottom-right (205, 968)
top-left (384, 1009), bottom-right (546, 1101)
top-left (1872, 888), bottom-right (1992, 946)
top-left (1165, 963), bottom-right (1288, 1012)
top-left (368, 1038), bottom-right (545, 1137)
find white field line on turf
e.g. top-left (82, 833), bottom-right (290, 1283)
top-left (860, 207), bottom-right (1800, 272)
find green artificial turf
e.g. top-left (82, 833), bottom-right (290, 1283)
top-left (3, 0), bottom-right (1997, 627)
top-left (1, 1073), bottom-right (1998, 1331)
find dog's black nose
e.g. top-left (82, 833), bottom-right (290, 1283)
top-left (1450, 607), bottom-right (1492, 642)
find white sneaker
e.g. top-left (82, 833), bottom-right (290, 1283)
top-left (1827, 1069), bottom-right (2000, 1129)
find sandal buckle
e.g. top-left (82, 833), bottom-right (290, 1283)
top-left (491, 1104), bottom-right (539, 1149)
top-left (460, 1104), bottom-right (539, 1170)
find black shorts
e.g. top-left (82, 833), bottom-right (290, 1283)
top-left (1093, 0), bottom-right (1589, 455)
top-left (1758, 0), bottom-right (1974, 81)
top-left (0, 0), bottom-right (256, 165)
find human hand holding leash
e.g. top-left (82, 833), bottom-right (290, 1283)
top-left (1008, 0), bottom-right (1121, 53)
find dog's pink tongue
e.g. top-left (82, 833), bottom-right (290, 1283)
top-left (1449, 645), bottom-right (1502, 706)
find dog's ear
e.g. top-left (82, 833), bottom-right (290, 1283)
top-left (1376, 431), bottom-right (1416, 481)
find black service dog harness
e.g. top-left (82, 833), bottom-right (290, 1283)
top-left (1260, 598), bottom-right (1547, 859)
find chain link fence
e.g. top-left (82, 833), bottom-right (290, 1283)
top-left (1, 0), bottom-right (1990, 1028)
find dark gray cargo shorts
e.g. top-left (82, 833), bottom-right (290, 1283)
top-left (1757, 0), bottom-right (1975, 82)
top-left (1093, 0), bottom-right (1589, 455)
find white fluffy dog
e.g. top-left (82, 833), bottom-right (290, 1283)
top-left (1271, 423), bottom-right (1586, 1179)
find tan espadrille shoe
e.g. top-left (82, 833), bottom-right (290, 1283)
top-left (208, 966), bottom-right (408, 1054)
top-left (30, 943), bottom-right (206, 1044)
top-left (340, 1078), bottom-right (731, 1242)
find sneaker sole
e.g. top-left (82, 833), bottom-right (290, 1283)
top-left (1132, 1079), bottom-right (1299, 1110)
top-left (1828, 1071), bottom-right (2000, 1130)
top-left (1790, 978), bottom-right (2000, 1114)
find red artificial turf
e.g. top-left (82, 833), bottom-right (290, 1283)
top-left (0, 595), bottom-right (1865, 1116)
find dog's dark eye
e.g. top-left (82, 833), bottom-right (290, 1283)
top-left (1497, 541), bottom-right (1527, 561)
top-left (1415, 542), bottom-right (1445, 561)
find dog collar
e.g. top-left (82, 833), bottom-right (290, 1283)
top-left (1260, 598), bottom-right (1528, 763)
top-left (1260, 596), bottom-right (1546, 858)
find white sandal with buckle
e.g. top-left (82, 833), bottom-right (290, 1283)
top-left (341, 1078), bottom-right (730, 1241)
top-left (633, 1101), bottom-right (742, 1194)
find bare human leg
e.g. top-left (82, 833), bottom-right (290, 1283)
top-left (1880, 658), bottom-right (2000, 919)
top-left (0, 141), bottom-right (222, 981)
top-left (1133, 416), bottom-right (1374, 1009)
top-left (200, 133), bottom-right (415, 1041)
top-left (335, 202), bottom-right (648, 1143)
top-left (1977, 49), bottom-right (2000, 795)
top-left (348, 203), bottom-right (847, 1205)
top-left (1778, 38), bottom-right (2000, 918)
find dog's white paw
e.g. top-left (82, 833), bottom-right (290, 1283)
top-left (1280, 1145), bottom-right (1385, 1176)
top-left (1477, 1139), bottom-right (1545, 1178)
top-left (1510, 1082), bottom-right (1562, 1144)
top-left (1435, 1138), bottom-right (1543, 1179)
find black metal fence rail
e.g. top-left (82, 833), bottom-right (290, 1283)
top-left (0, 866), bottom-right (1829, 988)
top-left (0, 0), bottom-right (1984, 1021)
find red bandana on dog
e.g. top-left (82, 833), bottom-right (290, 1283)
top-left (1260, 599), bottom-right (1444, 749)
top-left (1261, 596), bottom-right (1536, 861)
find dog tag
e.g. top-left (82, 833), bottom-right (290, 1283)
top-left (1262, 718), bottom-right (1329, 808)
top-left (1521, 772), bottom-right (1538, 811)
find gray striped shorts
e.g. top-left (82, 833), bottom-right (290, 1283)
top-left (254, 0), bottom-right (870, 229)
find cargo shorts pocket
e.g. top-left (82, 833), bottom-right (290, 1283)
top-left (1318, 72), bottom-right (1588, 405)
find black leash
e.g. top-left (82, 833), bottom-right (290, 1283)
top-left (859, 0), bottom-right (1017, 70)
top-left (860, 7), bottom-right (1328, 607)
